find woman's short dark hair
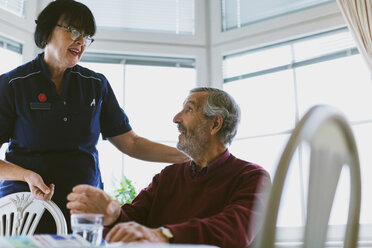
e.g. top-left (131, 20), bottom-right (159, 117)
top-left (34, 0), bottom-right (96, 48)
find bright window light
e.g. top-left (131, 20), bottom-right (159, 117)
top-left (296, 56), bottom-right (372, 122)
top-left (78, 62), bottom-right (125, 195)
top-left (223, 28), bottom-right (372, 228)
top-left (0, 46), bottom-right (22, 74)
top-left (123, 64), bottom-right (196, 192)
top-left (80, 60), bottom-right (196, 194)
top-left (224, 70), bottom-right (296, 137)
top-left (0, 44), bottom-right (22, 159)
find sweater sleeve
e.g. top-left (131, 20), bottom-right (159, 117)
top-left (166, 170), bottom-right (271, 248)
top-left (103, 174), bottom-right (160, 238)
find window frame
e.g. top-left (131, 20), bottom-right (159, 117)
top-left (221, 0), bottom-right (335, 31)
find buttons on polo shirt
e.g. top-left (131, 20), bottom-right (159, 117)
top-left (62, 100), bottom-right (68, 122)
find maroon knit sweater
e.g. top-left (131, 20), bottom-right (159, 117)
top-left (104, 150), bottom-right (271, 248)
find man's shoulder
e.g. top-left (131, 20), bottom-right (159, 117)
top-left (225, 156), bottom-right (271, 192)
top-left (228, 154), bottom-right (269, 177)
top-left (161, 162), bottom-right (188, 173)
top-left (150, 163), bottom-right (188, 186)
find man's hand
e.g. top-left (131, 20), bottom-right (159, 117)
top-left (66, 184), bottom-right (121, 226)
top-left (105, 222), bottom-right (168, 244)
top-left (24, 170), bottom-right (54, 201)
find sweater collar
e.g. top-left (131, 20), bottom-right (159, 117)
top-left (189, 149), bottom-right (231, 176)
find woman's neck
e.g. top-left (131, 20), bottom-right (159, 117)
top-left (43, 54), bottom-right (65, 96)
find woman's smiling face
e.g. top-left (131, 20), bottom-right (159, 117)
top-left (44, 19), bottom-right (87, 70)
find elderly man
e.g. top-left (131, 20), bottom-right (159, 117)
top-left (67, 87), bottom-right (271, 248)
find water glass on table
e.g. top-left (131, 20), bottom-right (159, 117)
top-left (71, 213), bottom-right (104, 246)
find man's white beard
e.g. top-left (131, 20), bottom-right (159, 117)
top-left (177, 122), bottom-right (209, 159)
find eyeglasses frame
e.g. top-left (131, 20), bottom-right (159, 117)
top-left (56, 24), bottom-right (94, 47)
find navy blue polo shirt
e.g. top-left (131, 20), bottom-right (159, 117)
top-left (0, 53), bottom-right (131, 221)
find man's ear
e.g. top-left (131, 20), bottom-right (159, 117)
top-left (211, 115), bottom-right (223, 135)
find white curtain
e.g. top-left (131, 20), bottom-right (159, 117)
top-left (337, 0), bottom-right (372, 70)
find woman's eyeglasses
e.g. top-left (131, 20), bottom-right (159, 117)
top-left (56, 24), bottom-right (94, 47)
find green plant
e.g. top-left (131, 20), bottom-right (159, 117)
top-left (112, 176), bottom-right (137, 205)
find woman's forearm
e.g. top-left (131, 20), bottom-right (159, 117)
top-left (0, 158), bottom-right (33, 182)
top-left (108, 131), bottom-right (189, 164)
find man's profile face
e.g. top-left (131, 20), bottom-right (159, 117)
top-left (173, 92), bottom-right (211, 158)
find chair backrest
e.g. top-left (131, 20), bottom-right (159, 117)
top-left (0, 192), bottom-right (67, 236)
top-left (253, 105), bottom-right (361, 248)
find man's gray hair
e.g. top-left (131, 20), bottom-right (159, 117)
top-left (190, 87), bottom-right (241, 146)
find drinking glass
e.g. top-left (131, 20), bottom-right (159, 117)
top-left (71, 213), bottom-right (103, 246)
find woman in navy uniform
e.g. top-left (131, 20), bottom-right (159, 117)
top-left (0, 0), bottom-right (188, 232)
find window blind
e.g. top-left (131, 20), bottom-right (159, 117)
top-left (0, 35), bottom-right (22, 54)
top-left (81, 52), bottom-right (195, 68)
top-left (222, 0), bottom-right (334, 31)
top-left (223, 28), bottom-right (357, 82)
top-left (0, 0), bottom-right (25, 17)
top-left (77, 0), bottom-right (194, 34)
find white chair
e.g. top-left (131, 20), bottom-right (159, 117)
top-left (0, 192), bottom-right (67, 236)
top-left (253, 105), bottom-right (361, 248)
